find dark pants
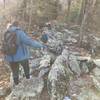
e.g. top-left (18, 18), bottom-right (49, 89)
top-left (9, 59), bottom-right (30, 85)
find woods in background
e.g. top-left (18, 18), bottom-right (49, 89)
top-left (0, 0), bottom-right (100, 45)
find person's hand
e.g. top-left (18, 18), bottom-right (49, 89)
top-left (43, 45), bottom-right (47, 50)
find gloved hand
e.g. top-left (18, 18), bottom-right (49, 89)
top-left (40, 45), bottom-right (47, 51)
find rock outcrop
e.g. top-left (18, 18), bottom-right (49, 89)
top-left (6, 77), bottom-right (44, 100)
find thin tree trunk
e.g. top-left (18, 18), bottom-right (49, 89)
top-left (77, 0), bottom-right (87, 25)
top-left (3, 0), bottom-right (6, 8)
top-left (28, 0), bottom-right (33, 32)
top-left (67, 0), bottom-right (72, 18)
top-left (79, 0), bottom-right (97, 45)
top-left (79, 13), bottom-right (87, 45)
top-left (66, 0), bottom-right (72, 27)
top-left (21, 0), bottom-right (28, 18)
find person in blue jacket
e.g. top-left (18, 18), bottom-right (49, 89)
top-left (40, 31), bottom-right (48, 43)
top-left (5, 21), bottom-right (46, 85)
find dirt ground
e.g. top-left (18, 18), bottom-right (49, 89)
top-left (40, 86), bottom-right (50, 100)
top-left (0, 58), bottom-right (10, 100)
top-left (33, 70), bottom-right (50, 100)
top-left (0, 65), bottom-right (10, 89)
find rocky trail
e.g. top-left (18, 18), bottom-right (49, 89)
top-left (0, 23), bottom-right (100, 100)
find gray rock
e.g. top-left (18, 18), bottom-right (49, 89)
top-left (93, 59), bottom-right (100, 67)
top-left (77, 89), bottom-right (100, 100)
top-left (63, 29), bottom-right (74, 35)
top-left (77, 56), bottom-right (91, 61)
top-left (38, 54), bottom-right (51, 78)
top-left (6, 77), bottom-right (44, 100)
top-left (63, 96), bottom-right (71, 100)
top-left (93, 36), bottom-right (100, 47)
top-left (67, 36), bottom-right (77, 43)
top-left (29, 58), bottom-right (41, 73)
top-left (0, 87), bottom-right (7, 96)
top-left (29, 49), bottom-right (42, 58)
top-left (80, 62), bottom-right (89, 74)
top-left (39, 55), bottom-right (51, 69)
top-left (91, 75), bottom-right (100, 92)
top-left (48, 53), bottom-right (72, 100)
top-left (47, 29), bottom-right (64, 55)
top-left (38, 68), bottom-right (50, 78)
top-left (77, 56), bottom-right (91, 74)
top-left (91, 68), bottom-right (100, 91)
top-left (48, 40), bottom-right (63, 55)
top-left (92, 67), bottom-right (100, 76)
top-left (62, 49), bottom-right (94, 75)
top-left (69, 54), bottom-right (81, 76)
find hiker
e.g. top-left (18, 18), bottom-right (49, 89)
top-left (31, 25), bottom-right (49, 43)
top-left (3, 21), bottom-right (46, 85)
top-left (40, 31), bottom-right (49, 44)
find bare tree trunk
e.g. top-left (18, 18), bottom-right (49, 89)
top-left (79, 0), bottom-right (97, 45)
top-left (21, 0), bottom-right (28, 18)
top-left (77, 0), bottom-right (87, 25)
top-left (79, 12), bottom-right (87, 45)
top-left (67, 0), bottom-right (72, 18)
top-left (22, 0), bottom-right (28, 8)
top-left (28, 0), bottom-right (33, 32)
top-left (65, 0), bottom-right (72, 27)
top-left (3, 0), bottom-right (6, 8)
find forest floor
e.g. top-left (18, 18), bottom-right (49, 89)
top-left (40, 86), bottom-right (50, 100)
top-left (0, 64), bottom-right (10, 100)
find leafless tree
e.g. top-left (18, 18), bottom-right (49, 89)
top-left (79, 0), bottom-right (97, 45)
top-left (3, 0), bottom-right (6, 8)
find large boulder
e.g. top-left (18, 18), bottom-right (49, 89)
top-left (69, 54), bottom-right (81, 76)
top-left (47, 50), bottom-right (73, 100)
top-left (47, 30), bottom-right (64, 55)
top-left (91, 67), bottom-right (100, 91)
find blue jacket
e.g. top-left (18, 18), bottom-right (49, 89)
top-left (5, 26), bottom-right (44, 62)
